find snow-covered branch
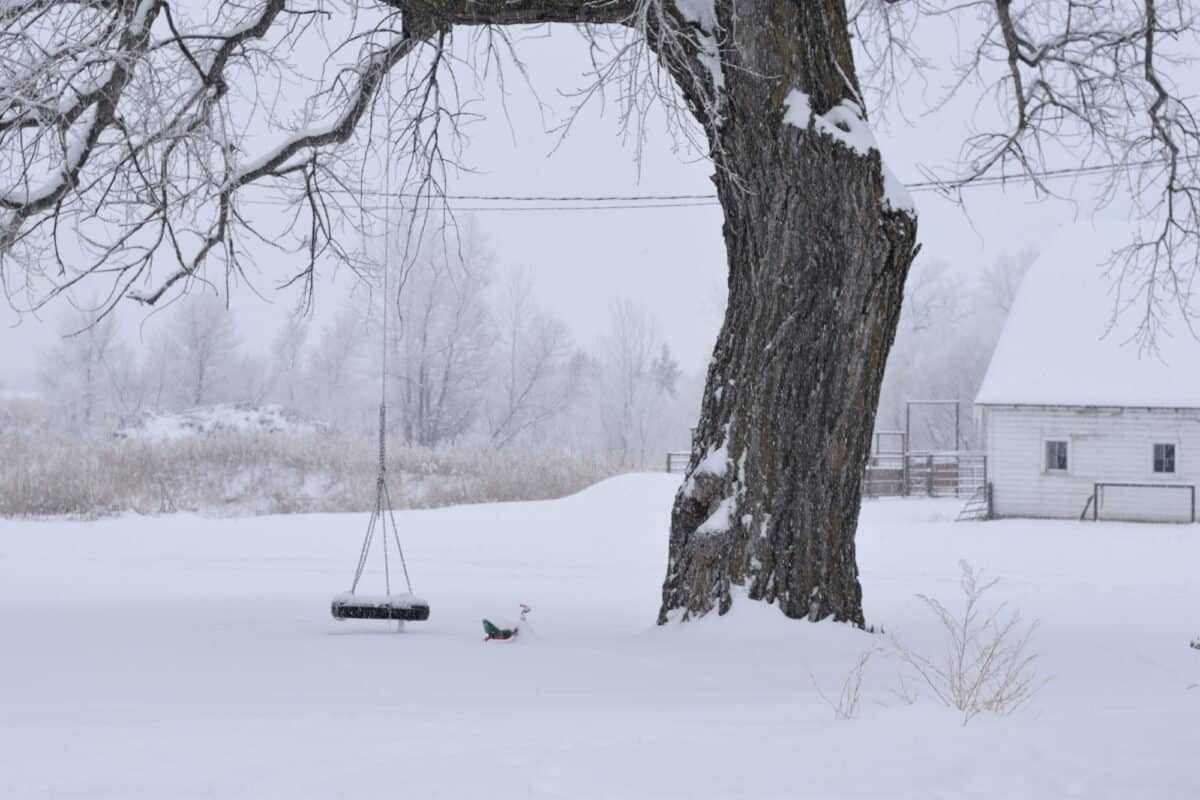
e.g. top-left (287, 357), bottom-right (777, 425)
top-left (0, 0), bottom-right (723, 315)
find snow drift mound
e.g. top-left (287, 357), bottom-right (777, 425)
top-left (114, 404), bottom-right (329, 440)
top-left (563, 471), bottom-right (683, 503)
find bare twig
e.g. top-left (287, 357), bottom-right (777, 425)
top-left (812, 648), bottom-right (876, 721)
top-left (888, 560), bottom-right (1046, 724)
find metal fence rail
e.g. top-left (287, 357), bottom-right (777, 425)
top-left (667, 449), bottom-right (987, 500)
top-left (665, 452), bottom-right (690, 475)
top-left (864, 451), bottom-right (987, 498)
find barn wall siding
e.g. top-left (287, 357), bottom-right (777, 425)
top-left (981, 406), bottom-right (1200, 521)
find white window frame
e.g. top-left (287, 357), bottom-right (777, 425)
top-left (1042, 438), bottom-right (1071, 474)
top-left (1150, 440), bottom-right (1179, 477)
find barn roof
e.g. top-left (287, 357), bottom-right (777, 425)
top-left (975, 221), bottom-right (1200, 409)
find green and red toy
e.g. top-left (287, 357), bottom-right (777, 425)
top-left (483, 604), bottom-right (530, 641)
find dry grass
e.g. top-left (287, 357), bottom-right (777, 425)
top-left (0, 410), bottom-right (623, 518)
top-left (888, 560), bottom-right (1046, 724)
top-left (813, 649), bottom-right (875, 721)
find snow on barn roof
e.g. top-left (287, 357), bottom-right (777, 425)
top-left (975, 221), bottom-right (1200, 408)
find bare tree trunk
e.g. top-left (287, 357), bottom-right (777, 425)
top-left (657, 0), bottom-right (919, 626)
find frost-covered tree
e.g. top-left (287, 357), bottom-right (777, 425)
top-left (133, 337), bottom-right (174, 414)
top-left (37, 308), bottom-right (132, 432)
top-left (3, 0), bottom-right (1199, 626)
top-left (982, 249), bottom-right (1037, 316)
top-left (165, 293), bottom-right (240, 407)
top-left (305, 303), bottom-right (371, 430)
top-left (487, 271), bottom-right (572, 449)
top-left (650, 343), bottom-right (681, 396)
top-left (387, 232), bottom-right (491, 447)
top-left (876, 250), bottom-right (1036, 449)
top-left (269, 314), bottom-right (310, 409)
top-left (601, 298), bottom-right (656, 468)
top-left (594, 302), bottom-right (691, 469)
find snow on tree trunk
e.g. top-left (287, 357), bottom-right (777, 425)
top-left (657, 0), bottom-right (919, 626)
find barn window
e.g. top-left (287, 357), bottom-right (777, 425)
top-left (1153, 443), bottom-right (1176, 474)
top-left (1045, 440), bottom-right (1069, 472)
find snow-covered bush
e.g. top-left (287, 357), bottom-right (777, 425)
top-left (888, 561), bottom-right (1044, 724)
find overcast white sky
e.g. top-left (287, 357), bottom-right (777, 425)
top-left (0, 21), bottom-right (1112, 393)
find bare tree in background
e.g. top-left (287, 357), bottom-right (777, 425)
top-left (38, 308), bottom-right (132, 432)
top-left (602, 298), bottom-right (656, 468)
top-left (306, 303), bottom-right (371, 429)
top-left (136, 337), bottom-right (175, 415)
top-left (230, 350), bottom-right (273, 406)
top-left (487, 271), bottom-right (571, 449)
top-left (983, 248), bottom-right (1037, 315)
top-left (2, 0), bottom-right (1199, 626)
top-left (167, 293), bottom-right (240, 408)
top-left (876, 250), bottom-right (1036, 449)
top-left (651, 344), bottom-right (681, 397)
top-left (270, 313), bottom-right (310, 409)
top-left (852, 0), bottom-right (1200, 344)
top-left (388, 231), bottom-right (491, 447)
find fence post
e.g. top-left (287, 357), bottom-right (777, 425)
top-left (926, 454), bottom-right (933, 496)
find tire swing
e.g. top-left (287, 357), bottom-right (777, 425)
top-left (329, 407), bottom-right (431, 625)
top-left (330, 130), bottom-right (429, 629)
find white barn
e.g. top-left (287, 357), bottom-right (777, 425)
top-left (975, 223), bottom-right (1200, 522)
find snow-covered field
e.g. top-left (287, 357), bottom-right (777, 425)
top-left (2, 474), bottom-right (1197, 799)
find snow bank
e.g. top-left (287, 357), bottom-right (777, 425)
top-left (114, 403), bottom-right (329, 439)
top-left (976, 220), bottom-right (1200, 407)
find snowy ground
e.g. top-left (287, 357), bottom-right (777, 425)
top-left (114, 404), bottom-right (327, 440)
top-left (2, 474), bottom-right (1197, 799)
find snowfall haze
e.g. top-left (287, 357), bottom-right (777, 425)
top-left (2, 3), bottom-right (1199, 799)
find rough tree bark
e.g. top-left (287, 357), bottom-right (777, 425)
top-left (654, 0), bottom-right (919, 625)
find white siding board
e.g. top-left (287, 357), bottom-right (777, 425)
top-left (981, 406), bottom-right (1200, 521)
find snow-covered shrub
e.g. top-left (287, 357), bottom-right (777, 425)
top-left (888, 561), bottom-right (1044, 724)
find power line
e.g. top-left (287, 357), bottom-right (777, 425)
top-left (903, 156), bottom-right (1182, 192)
top-left (234, 154), bottom-right (1187, 212)
top-left (421, 201), bottom-right (720, 211)
top-left (242, 198), bottom-right (720, 211)
top-left (383, 192), bottom-right (718, 202)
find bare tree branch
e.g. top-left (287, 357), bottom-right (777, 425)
top-left (852, 0), bottom-right (1200, 345)
top-left (1, 0), bottom-right (723, 319)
